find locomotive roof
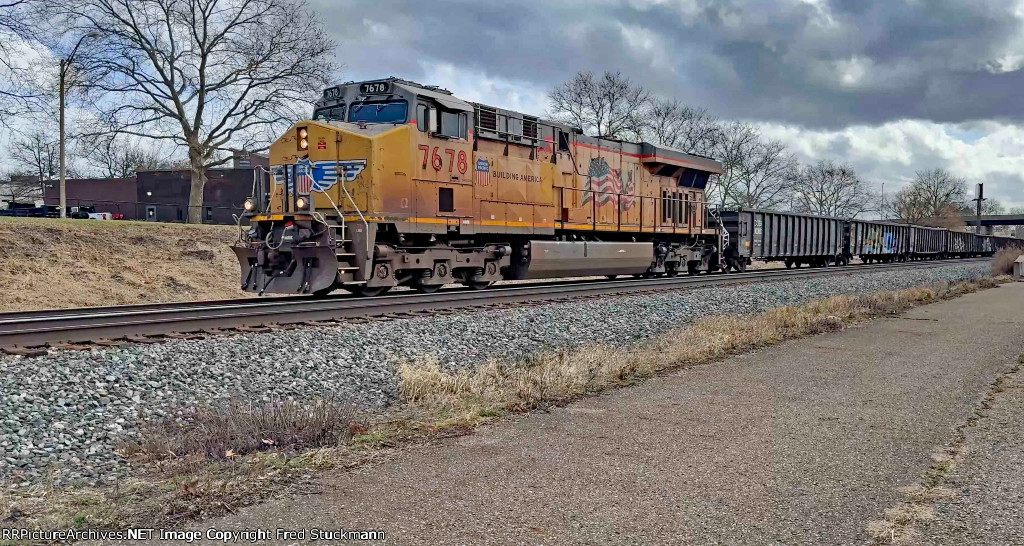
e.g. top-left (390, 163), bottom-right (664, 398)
top-left (333, 77), bottom-right (474, 111)
top-left (327, 77), bottom-right (724, 173)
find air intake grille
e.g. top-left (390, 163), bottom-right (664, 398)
top-left (523, 116), bottom-right (538, 139)
top-left (478, 107), bottom-right (497, 131)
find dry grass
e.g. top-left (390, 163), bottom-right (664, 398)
top-left (398, 278), bottom-right (1005, 427)
top-left (121, 397), bottom-right (360, 461)
top-left (0, 217), bottom-right (244, 312)
top-left (1, 397), bottom-right (370, 537)
top-left (991, 246), bottom-right (1023, 276)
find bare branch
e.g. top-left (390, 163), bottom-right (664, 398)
top-left (48, 0), bottom-right (336, 222)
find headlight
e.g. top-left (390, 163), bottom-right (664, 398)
top-left (243, 199), bottom-right (255, 212)
top-left (295, 197), bottom-right (307, 210)
top-left (297, 127), bottom-right (309, 150)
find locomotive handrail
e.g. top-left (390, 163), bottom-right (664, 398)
top-left (555, 185), bottom-right (710, 234)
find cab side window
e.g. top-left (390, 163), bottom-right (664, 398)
top-left (416, 104), bottom-right (428, 132)
top-left (438, 110), bottom-right (467, 139)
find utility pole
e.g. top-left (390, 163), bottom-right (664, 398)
top-left (880, 182), bottom-right (885, 220)
top-left (973, 183), bottom-right (986, 234)
top-left (58, 33), bottom-right (97, 219)
top-left (58, 59), bottom-right (66, 218)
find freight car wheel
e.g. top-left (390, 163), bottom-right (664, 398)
top-left (606, 275), bottom-right (619, 280)
top-left (784, 259), bottom-right (793, 269)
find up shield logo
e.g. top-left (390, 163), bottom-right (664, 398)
top-left (293, 158), bottom-right (368, 193)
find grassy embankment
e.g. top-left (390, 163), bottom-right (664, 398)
top-left (1, 272), bottom-right (1012, 539)
top-left (0, 217), bottom-right (243, 312)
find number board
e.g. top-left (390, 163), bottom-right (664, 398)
top-left (323, 87), bottom-right (342, 101)
top-left (359, 81), bottom-right (391, 95)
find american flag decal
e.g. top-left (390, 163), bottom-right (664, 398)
top-left (475, 158), bottom-right (491, 186)
top-left (582, 157), bottom-right (635, 210)
top-left (284, 158), bottom-right (368, 194)
top-left (295, 160), bottom-right (314, 194)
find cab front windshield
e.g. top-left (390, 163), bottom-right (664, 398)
top-left (348, 100), bottom-right (408, 124)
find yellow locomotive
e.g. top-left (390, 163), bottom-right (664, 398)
top-left (235, 78), bottom-right (724, 296)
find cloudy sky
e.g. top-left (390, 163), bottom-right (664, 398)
top-left (312, 0), bottom-right (1024, 209)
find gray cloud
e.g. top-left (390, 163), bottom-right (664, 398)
top-left (313, 0), bottom-right (1024, 128)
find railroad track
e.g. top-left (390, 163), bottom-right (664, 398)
top-left (0, 258), bottom-right (989, 352)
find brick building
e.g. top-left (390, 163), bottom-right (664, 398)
top-left (42, 168), bottom-right (256, 224)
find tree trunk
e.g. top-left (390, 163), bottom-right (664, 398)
top-left (187, 146), bottom-right (206, 224)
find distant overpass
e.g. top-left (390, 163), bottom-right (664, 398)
top-left (960, 214), bottom-right (1024, 226)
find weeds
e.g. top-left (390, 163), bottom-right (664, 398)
top-left (991, 246), bottom-right (1023, 276)
top-left (398, 278), bottom-right (1005, 428)
top-left (120, 396), bottom-right (360, 462)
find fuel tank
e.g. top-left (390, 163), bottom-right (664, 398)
top-left (517, 241), bottom-right (654, 279)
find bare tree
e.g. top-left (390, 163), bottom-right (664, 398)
top-left (52, 0), bottom-right (336, 222)
top-left (10, 130), bottom-right (59, 183)
top-left (0, 169), bottom-right (43, 204)
top-left (641, 98), bottom-right (720, 156)
top-left (0, 0), bottom-right (43, 125)
top-left (549, 71), bottom-right (650, 139)
top-left (87, 136), bottom-right (173, 178)
top-left (890, 168), bottom-right (969, 225)
top-left (789, 159), bottom-right (876, 218)
top-left (1008, 205), bottom-right (1024, 215)
top-left (713, 122), bottom-right (797, 210)
top-left (982, 199), bottom-right (1004, 215)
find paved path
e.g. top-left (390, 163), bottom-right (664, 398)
top-left (918, 357), bottom-right (1024, 545)
top-left (188, 282), bottom-right (1024, 545)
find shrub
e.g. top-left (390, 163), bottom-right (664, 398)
top-left (992, 247), bottom-right (1023, 276)
top-left (122, 396), bottom-right (359, 461)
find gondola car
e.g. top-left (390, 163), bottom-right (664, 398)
top-left (721, 209), bottom-right (847, 270)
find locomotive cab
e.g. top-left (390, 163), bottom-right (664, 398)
top-left (234, 78), bottom-right (508, 296)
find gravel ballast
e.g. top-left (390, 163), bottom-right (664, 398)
top-left (0, 262), bottom-right (991, 485)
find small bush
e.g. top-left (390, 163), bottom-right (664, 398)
top-left (122, 396), bottom-right (359, 461)
top-left (992, 247), bottom-right (1023, 276)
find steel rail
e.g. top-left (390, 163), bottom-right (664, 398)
top-left (0, 258), bottom-right (989, 349)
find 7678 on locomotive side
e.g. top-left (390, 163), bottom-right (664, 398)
top-left (235, 78), bottom-right (724, 296)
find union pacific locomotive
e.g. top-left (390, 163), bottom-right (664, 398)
top-left (235, 78), bottom-right (725, 295)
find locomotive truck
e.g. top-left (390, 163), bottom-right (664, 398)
top-left (235, 78), bottom-right (725, 296)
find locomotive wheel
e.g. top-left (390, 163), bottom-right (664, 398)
top-left (343, 285), bottom-right (391, 297)
top-left (465, 281), bottom-right (493, 290)
top-left (415, 283), bottom-right (441, 293)
top-left (312, 285), bottom-right (337, 297)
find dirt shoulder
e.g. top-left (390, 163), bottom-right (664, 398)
top-left (150, 282), bottom-right (1024, 545)
top-left (0, 218), bottom-right (243, 312)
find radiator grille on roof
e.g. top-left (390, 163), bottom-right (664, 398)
top-left (478, 106), bottom-right (497, 131)
top-left (523, 116), bottom-right (538, 139)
